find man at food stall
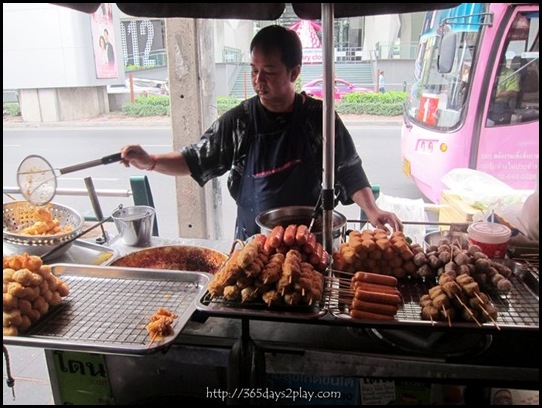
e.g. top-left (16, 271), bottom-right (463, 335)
top-left (121, 25), bottom-right (403, 240)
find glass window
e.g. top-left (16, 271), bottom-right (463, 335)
top-left (487, 12), bottom-right (539, 126)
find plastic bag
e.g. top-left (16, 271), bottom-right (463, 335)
top-left (367, 194), bottom-right (428, 245)
top-left (441, 168), bottom-right (533, 210)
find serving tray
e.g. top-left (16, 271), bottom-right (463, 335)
top-left (3, 239), bottom-right (118, 266)
top-left (3, 264), bottom-right (212, 355)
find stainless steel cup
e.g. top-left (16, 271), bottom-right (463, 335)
top-left (112, 205), bottom-right (155, 246)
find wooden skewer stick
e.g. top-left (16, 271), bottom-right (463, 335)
top-left (477, 305), bottom-right (501, 330)
top-left (331, 269), bottom-right (355, 276)
top-left (441, 305), bottom-right (452, 327)
top-left (454, 294), bottom-right (482, 327)
top-left (473, 292), bottom-right (486, 305)
top-left (324, 276), bottom-right (351, 284)
top-left (147, 332), bottom-right (158, 349)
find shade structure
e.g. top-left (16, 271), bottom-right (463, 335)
top-left (50, 3), bottom-right (460, 253)
top-left (53, 3), bottom-right (459, 20)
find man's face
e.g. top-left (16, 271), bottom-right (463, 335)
top-left (250, 46), bottom-right (299, 108)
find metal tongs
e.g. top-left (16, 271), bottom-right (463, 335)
top-left (308, 194), bottom-right (323, 233)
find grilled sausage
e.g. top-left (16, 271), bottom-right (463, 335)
top-left (351, 281), bottom-right (402, 297)
top-left (265, 226), bottom-right (284, 251)
top-left (317, 249), bottom-right (329, 272)
top-left (351, 299), bottom-right (398, 316)
top-left (354, 289), bottom-right (401, 305)
top-left (350, 309), bottom-right (396, 321)
top-left (309, 242), bottom-right (324, 266)
top-left (302, 232), bottom-right (317, 254)
top-left (295, 224), bottom-right (310, 246)
top-left (283, 224), bottom-right (298, 246)
top-left (352, 271), bottom-right (398, 287)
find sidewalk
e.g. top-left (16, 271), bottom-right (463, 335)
top-left (3, 112), bottom-right (403, 128)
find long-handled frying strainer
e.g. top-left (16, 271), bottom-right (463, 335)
top-left (17, 153), bottom-right (122, 206)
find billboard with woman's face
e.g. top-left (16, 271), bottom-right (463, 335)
top-left (91, 3), bottom-right (119, 79)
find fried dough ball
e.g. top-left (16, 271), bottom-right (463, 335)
top-left (49, 291), bottom-right (63, 307)
top-left (3, 256), bottom-right (23, 271)
top-left (41, 289), bottom-right (53, 303)
top-left (7, 281), bottom-right (27, 298)
top-left (20, 254), bottom-right (43, 272)
top-left (17, 299), bottom-right (33, 316)
top-left (3, 268), bottom-right (16, 283)
top-left (3, 293), bottom-right (18, 310)
top-left (25, 308), bottom-right (41, 323)
top-left (3, 253), bottom-right (70, 336)
top-left (3, 326), bottom-right (18, 336)
top-left (56, 280), bottom-right (70, 298)
top-left (3, 310), bottom-right (23, 327)
top-left (19, 315), bottom-right (32, 331)
top-left (13, 268), bottom-right (43, 287)
top-left (33, 296), bottom-right (49, 315)
top-left (38, 265), bottom-right (52, 279)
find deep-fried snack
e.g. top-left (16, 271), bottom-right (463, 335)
top-left (241, 286), bottom-right (259, 303)
top-left (13, 268), bottom-right (43, 287)
top-left (223, 285), bottom-right (240, 301)
top-left (146, 307), bottom-right (178, 339)
top-left (262, 290), bottom-right (281, 306)
top-left (17, 206), bottom-right (73, 236)
top-left (3, 253), bottom-right (70, 336)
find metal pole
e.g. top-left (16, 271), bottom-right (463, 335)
top-left (84, 177), bottom-right (107, 244)
top-left (321, 3), bottom-right (335, 259)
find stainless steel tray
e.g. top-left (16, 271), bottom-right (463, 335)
top-left (3, 264), bottom-right (212, 355)
top-left (328, 264), bottom-right (539, 331)
top-left (3, 239), bottom-right (118, 266)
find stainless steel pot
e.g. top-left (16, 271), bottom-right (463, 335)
top-left (255, 206), bottom-right (346, 249)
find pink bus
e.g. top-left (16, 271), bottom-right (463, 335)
top-left (401, 3), bottom-right (539, 203)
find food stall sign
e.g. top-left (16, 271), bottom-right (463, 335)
top-left (50, 350), bottom-right (115, 405)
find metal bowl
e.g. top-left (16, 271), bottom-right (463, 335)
top-left (3, 201), bottom-right (84, 259)
top-left (424, 230), bottom-right (469, 248)
top-left (255, 206), bottom-right (346, 249)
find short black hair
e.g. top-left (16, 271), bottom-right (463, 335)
top-left (250, 25), bottom-right (302, 70)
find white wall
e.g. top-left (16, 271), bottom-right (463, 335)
top-left (3, 3), bottom-right (123, 89)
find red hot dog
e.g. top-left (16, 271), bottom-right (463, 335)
top-left (351, 281), bottom-right (402, 297)
top-left (309, 242), bottom-right (324, 266)
top-left (251, 233), bottom-right (267, 249)
top-left (265, 226), bottom-right (284, 250)
top-left (354, 289), bottom-right (401, 305)
top-left (350, 309), bottom-right (396, 321)
top-left (302, 232), bottom-right (317, 254)
top-left (295, 224), bottom-right (310, 246)
top-left (351, 299), bottom-right (398, 316)
top-left (352, 271), bottom-right (398, 287)
top-left (317, 249), bottom-right (330, 272)
top-left (283, 224), bottom-right (298, 246)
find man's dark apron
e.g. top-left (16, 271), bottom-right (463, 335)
top-left (235, 95), bottom-right (320, 240)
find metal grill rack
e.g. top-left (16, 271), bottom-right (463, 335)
top-left (328, 270), bottom-right (539, 331)
top-left (3, 264), bottom-right (212, 354)
top-left (197, 292), bottom-right (326, 320)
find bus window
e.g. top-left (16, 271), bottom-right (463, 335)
top-left (487, 12), bottom-right (539, 127)
top-left (401, 4), bottom-right (539, 204)
top-left (405, 21), bottom-right (482, 130)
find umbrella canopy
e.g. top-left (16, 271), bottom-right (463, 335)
top-left (52, 3), bottom-right (459, 19)
top-left (51, 2), bottom-right (460, 252)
